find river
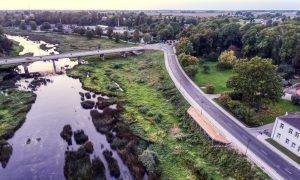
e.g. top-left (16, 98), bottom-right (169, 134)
top-left (0, 35), bottom-right (132, 180)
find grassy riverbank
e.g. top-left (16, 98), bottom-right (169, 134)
top-left (68, 51), bottom-right (268, 179)
top-left (5, 29), bottom-right (129, 52)
top-left (0, 42), bottom-right (36, 140)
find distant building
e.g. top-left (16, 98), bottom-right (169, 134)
top-left (271, 112), bottom-right (300, 156)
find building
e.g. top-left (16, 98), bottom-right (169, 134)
top-left (271, 112), bottom-right (300, 156)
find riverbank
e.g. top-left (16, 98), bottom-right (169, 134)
top-left (0, 42), bottom-right (36, 140)
top-left (68, 51), bottom-right (268, 179)
top-left (4, 29), bottom-right (129, 52)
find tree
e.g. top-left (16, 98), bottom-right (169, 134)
top-left (29, 21), bottom-right (37, 30)
top-left (106, 27), bottom-right (114, 39)
top-left (176, 37), bottom-right (193, 55)
top-left (113, 33), bottom-right (120, 43)
top-left (95, 26), bottom-right (103, 38)
top-left (227, 56), bottom-right (283, 106)
top-left (143, 33), bottom-right (151, 44)
top-left (40, 22), bottom-right (51, 31)
top-left (217, 50), bottom-right (238, 69)
top-left (73, 27), bottom-right (86, 36)
top-left (56, 22), bottom-right (63, 32)
top-left (218, 23), bottom-right (242, 49)
top-left (19, 21), bottom-right (27, 30)
top-left (122, 31), bottom-right (129, 42)
top-left (178, 53), bottom-right (199, 67)
top-left (133, 30), bottom-right (140, 43)
top-left (85, 30), bottom-right (94, 39)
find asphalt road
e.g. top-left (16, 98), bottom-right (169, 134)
top-left (0, 46), bottom-right (150, 65)
top-left (162, 44), bottom-right (300, 179)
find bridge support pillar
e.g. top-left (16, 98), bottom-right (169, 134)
top-left (77, 57), bottom-right (82, 65)
top-left (23, 63), bottom-right (29, 74)
top-left (52, 59), bottom-right (57, 74)
top-left (100, 54), bottom-right (105, 60)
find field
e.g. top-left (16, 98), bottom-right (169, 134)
top-left (194, 62), bottom-right (233, 93)
top-left (68, 51), bottom-right (267, 179)
top-left (193, 61), bottom-right (300, 126)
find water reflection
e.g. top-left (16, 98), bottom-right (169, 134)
top-left (1, 35), bottom-right (132, 180)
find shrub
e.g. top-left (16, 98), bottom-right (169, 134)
top-left (74, 130), bottom-right (89, 145)
top-left (111, 63), bottom-right (122, 69)
top-left (202, 65), bottom-right (210, 74)
top-left (184, 65), bottom-right (198, 78)
top-left (138, 105), bottom-right (149, 114)
top-left (229, 91), bottom-right (243, 101)
top-left (103, 150), bottom-right (120, 178)
top-left (216, 61), bottom-right (233, 71)
top-left (218, 50), bottom-right (237, 70)
top-left (227, 101), bottom-right (250, 121)
top-left (291, 94), bottom-right (300, 105)
top-left (153, 113), bottom-right (163, 123)
top-left (206, 84), bottom-right (215, 94)
top-left (138, 149), bottom-right (160, 175)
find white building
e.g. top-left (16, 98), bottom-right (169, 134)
top-left (271, 112), bottom-right (300, 156)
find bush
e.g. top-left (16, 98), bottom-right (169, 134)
top-left (229, 91), bottom-right (243, 101)
top-left (227, 101), bottom-right (250, 121)
top-left (216, 61), bottom-right (233, 71)
top-left (206, 84), bottom-right (215, 94)
top-left (202, 65), bottom-right (210, 74)
top-left (184, 65), bottom-right (198, 78)
top-left (291, 94), bottom-right (300, 105)
top-left (153, 113), bottom-right (163, 123)
top-left (74, 130), bottom-right (89, 145)
top-left (138, 105), bottom-right (149, 114)
top-left (138, 149), bottom-right (160, 175)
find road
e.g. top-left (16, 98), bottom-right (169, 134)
top-left (0, 45), bottom-right (151, 65)
top-left (161, 44), bottom-right (300, 179)
top-left (0, 43), bottom-right (299, 179)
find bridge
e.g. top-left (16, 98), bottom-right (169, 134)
top-left (0, 44), bottom-right (299, 179)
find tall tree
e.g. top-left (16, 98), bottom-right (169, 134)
top-left (176, 37), bottom-right (193, 55)
top-left (227, 56), bottom-right (283, 106)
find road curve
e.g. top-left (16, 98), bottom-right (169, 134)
top-left (161, 44), bottom-right (300, 180)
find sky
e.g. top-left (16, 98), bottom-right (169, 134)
top-left (0, 0), bottom-right (299, 10)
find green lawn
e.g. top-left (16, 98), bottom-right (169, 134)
top-left (266, 138), bottom-right (300, 164)
top-left (68, 51), bottom-right (268, 179)
top-left (194, 62), bottom-right (233, 93)
top-left (252, 100), bottom-right (300, 125)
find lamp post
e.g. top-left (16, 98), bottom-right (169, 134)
top-left (245, 139), bottom-right (252, 156)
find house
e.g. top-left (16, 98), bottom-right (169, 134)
top-left (271, 112), bottom-right (300, 156)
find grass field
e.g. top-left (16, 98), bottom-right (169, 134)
top-left (194, 62), bottom-right (233, 93)
top-left (68, 51), bottom-right (268, 179)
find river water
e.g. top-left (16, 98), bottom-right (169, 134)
top-left (0, 35), bottom-right (132, 180)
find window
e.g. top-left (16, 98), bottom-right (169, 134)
top-left (291, 143), bottom-right (296, 148)
top-left (276, 133), bottom-right (281, 139)
top-left (295, 132), bottom-right (299, 138)
top-left (285, 138), bottom-right (289, 144)
top-left (289, 128), bottom-right (293, 134)
top-left (280, 123), bottom-right (284, 129)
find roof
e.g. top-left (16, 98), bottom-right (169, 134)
top-left (278, 112), bottom-right (300, 130)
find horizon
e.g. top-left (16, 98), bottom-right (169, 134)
top-left (1, 0), bottom-right (299, 11)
